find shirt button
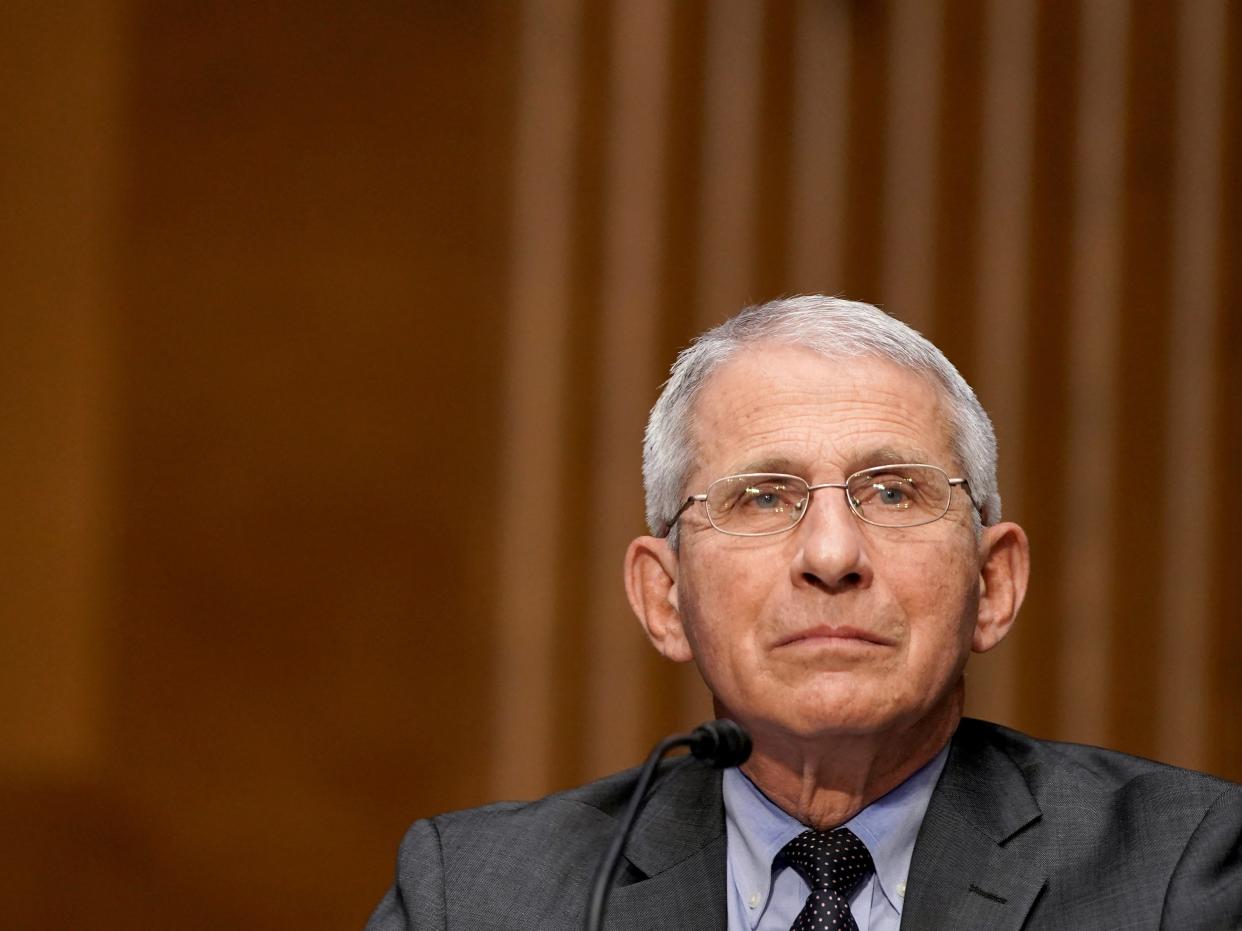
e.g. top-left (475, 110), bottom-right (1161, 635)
top-left (897, 881), bottom-right (907, 898)
top-left (748, 892), bottom-right (760, 908)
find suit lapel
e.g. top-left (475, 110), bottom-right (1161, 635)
top-left (602, 758), bottom-right (728, 931)
top-left (591, 723), bottom-right (1051, 931)
top-left (900, 721), bottom-right (1047, 930)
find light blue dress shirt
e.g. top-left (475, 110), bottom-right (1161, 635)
top-left (723, 744), bottom-right (949, 931)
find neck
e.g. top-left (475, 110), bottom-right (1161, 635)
top-left (733, 683), bottom-right (962, 830)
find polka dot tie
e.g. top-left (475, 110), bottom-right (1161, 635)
top-left (779, 827), bottom-right (874, 931)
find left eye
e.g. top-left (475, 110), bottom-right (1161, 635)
top-left (876, 484), bottom-right (909, 506)
top-left (859, 477), bottom-right (917, 511)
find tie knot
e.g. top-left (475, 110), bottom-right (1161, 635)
top-left (779, 828), bottom-right (875, 898)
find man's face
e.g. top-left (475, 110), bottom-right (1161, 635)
top-left (668, 345), bottom-right (989, 742)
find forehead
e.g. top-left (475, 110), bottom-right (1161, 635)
top-left (689, 344), bottom-right (953, 479)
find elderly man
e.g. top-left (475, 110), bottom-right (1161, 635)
top-left (367, 297), bottom-right (1241, 930)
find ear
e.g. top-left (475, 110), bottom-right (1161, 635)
top-left (971, 521), bottom-right (1030, 653)
top-left (624, 536), bottom-right (694, 663)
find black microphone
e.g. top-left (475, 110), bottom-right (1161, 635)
top-left (686, 719), bottom-right (752, 768)
top-left (584, 720), bottom-right (752, 931)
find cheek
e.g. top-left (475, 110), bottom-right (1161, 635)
top-left (678, 562), bottom-right (769, 682)
top-left (893, 549), bottom-right (980, 650)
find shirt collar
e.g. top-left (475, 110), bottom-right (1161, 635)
top-left (723, 742), bottom-right (949, 925)
top-left (843, 744), bottom-right (948, 913)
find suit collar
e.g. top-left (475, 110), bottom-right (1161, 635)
top-left (622, 756), bottom-right (725, 876)
top-left (901, 719), bottom-right (1047, 929)
top-left (597, 721), bottom-right (1051, 930)
top-left (603, 757), bottom-right (728, 930)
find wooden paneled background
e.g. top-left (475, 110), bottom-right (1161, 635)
top-left (3, 2), bottom-right (1239, 927)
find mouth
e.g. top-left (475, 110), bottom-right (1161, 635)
top-left (774, 625), bottom-right (895, 648)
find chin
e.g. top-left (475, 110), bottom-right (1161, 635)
top-left (754, 697), bottom-right (903, 741)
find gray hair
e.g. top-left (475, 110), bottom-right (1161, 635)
top-left (643, 295), bottom-right (1001, 544)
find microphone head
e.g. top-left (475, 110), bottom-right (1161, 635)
top-left (688, 719), bottom-right (752, 768)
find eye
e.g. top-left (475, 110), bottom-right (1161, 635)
top-left (845, 465), bottom-right (953, 527)
top-left (741, 481), bottom-right (798, 512)
top-left (854, 473), bottom-right (920, 510)
top-left (874, 482), bottom-right (912, 508)
top-left (705, 474), bottom-right (811, 533)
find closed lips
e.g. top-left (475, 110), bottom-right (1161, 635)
top-left (775, 625), bottom-right (895, 647)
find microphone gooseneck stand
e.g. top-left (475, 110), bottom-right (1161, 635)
top-left (583, 720), bottom-right (752, 931)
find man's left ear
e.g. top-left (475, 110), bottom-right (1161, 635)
top-left (972, 521), bottom-right (1030, 653)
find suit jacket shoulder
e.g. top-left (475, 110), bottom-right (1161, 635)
top-left (364, 757), bottom-right (727, 930)
top-left (366, 719), bottom-right (1240, 930)
top-left (903, 718), bottom-right (1242, 930)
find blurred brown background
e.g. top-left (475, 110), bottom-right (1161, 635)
top-left (3, 1), bottom-right (1239, 928)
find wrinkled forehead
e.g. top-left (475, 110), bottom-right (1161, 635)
top-left (685, 345), bottom-right (956, 481)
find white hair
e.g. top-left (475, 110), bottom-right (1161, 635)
top-left (643, 295), bottom-right (1001, 545)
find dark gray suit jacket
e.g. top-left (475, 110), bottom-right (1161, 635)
top-left (365, 719), bottom-right (1242, 929)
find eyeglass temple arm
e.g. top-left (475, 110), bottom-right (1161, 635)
top-left (658, 494), bottom-right (707, 538)
top-left (948, 477), bottom-right (982, 514)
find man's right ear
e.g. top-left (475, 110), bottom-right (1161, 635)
top-left (624, 536), bottom-right (694, 663)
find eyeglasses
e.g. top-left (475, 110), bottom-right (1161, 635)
top-left (659, 464), bottom-right (971, 538)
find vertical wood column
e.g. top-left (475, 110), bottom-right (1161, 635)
top-left (1157, 0), bottom-right (1227, 770)
top-left (0, 1), bottom-right (121, 777)
top-left (694, 0), bottom-right (764, 329)
top-left (788, 0), bottom-right (852, 293)
top-left (881, 0), bottom-right (944, 332)
top-left (965, 0), bottom-right (1037, 726)
top-left (584, 0), bottom-right (674, 778)
top-left (493, 0), bottom-right (582, 799)
top-left (1055, 0), bottom-right (1129, 747)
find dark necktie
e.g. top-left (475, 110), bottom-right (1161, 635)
top-left (779, 827), bottom-right (875, 931)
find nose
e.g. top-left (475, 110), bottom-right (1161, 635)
top-left (789, 485), bottom-right (873, 592)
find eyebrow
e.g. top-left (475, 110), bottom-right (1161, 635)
top-left (730, 446), bottom-right (937, 477)
top-left (733, 455), bottom-right (798, 475)
top-left (849, 446), bottom-right (936, 469)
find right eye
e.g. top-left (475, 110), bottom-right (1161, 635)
top-left (744, 486), bottom-right (780, 509)
top-left (707, 474), bottom-right (810, 529)
top-left (738, 482), bottom-right (798, 512)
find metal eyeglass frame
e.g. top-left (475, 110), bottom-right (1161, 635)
top-left (657, 463), bottom-right (973, 538)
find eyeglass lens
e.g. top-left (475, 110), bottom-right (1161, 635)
top-left (704, 465), bottom-right (953, 535)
